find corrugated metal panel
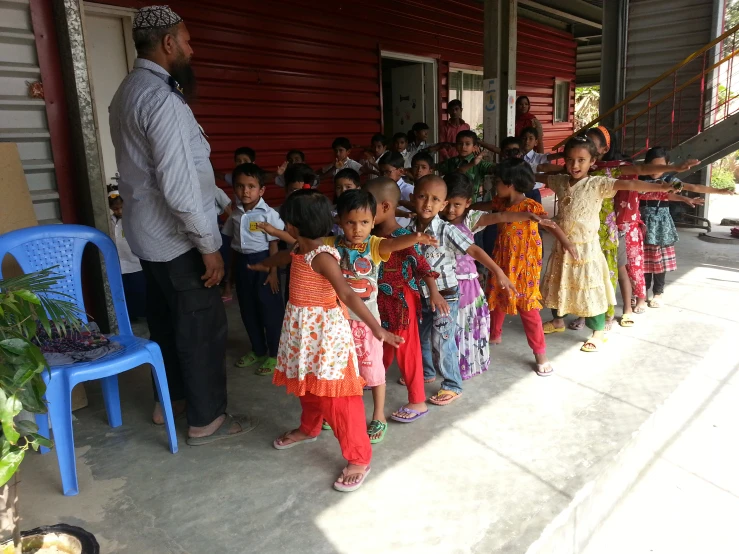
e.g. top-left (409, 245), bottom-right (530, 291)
top-left (577, 42), bottom-right (602, 85)
top-left (0, 0), bottom-right (61, 223)
top-left (95, 0), bottom-right (484, 202)
top-left (624, 0), bottom-right (713, 150)
top-left (516, 17), bottom-right (577, 151)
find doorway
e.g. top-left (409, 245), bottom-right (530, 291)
top-left (82, 3), bottom-right (136, 191)
top-left (381, 53), bottom-right (437, 144)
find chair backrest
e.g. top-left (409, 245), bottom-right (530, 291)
top-left (0, 224), bottom-right (133, 336)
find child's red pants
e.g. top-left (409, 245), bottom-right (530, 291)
top-left (382, 287), bottom-right (426, 404)
top-left (299, 393), bottom-right (371, 466)
top-left (491, 308), bottom-right (547, 355)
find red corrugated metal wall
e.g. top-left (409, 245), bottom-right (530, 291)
top-left (95, 0), bottom-right (484, 203)
top-left (516, 18), bottom-right (577, 152)
top-left (87, 2), bottom-right (574, 202)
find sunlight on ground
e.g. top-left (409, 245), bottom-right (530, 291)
top-left (314, 262), bottom-right (739, 554)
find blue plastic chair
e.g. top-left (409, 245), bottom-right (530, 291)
top-left (0, 224), bottom-right (178, 495)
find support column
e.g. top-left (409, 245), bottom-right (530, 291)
top-left (484, 0), bottom-right (517, 147)
top-left (599, 0), bottom-right (628, 128)
top-left (51, 0), bottom-right (116, 333)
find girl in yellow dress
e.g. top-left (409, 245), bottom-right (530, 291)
top-left (537, 137), bottom-right (674, 352)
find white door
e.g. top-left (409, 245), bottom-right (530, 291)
top-left (83, 5), bottom-right (135, 188)
top-left (391, 64), bottom-right (425, 133)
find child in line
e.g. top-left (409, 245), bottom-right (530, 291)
top-left (379, 152), bottom-right (414, 226)
top-left (439, 99), bottom-right (470, 160)
top-left (358, 133), bottom-right (391, 175)
top-left (327, 189), bottom-right (439, 443)
top-left (639, 147), bottom-right (735, 307)
top-left (443, 172), bottom-right (547, 379)
top-left (408, 122), bottom-right (430, 156)
top-left (332, 168), bottom-right (361, 235)
top-left (214, 146), bottom-right (256, 184)
top-left (537, 136), bottom-right (674, 352)
top-left (275, 150), bottom-right (319, 188)
top-left (249, 190), bottom-right (402, 492)
top-left (408, 175), bottom-right (516, 405)
top-left (437, 130), bottom-right (496, 204)
top-left (485, 159), bottom-right (573, 376)
top-left (406, 151), bottom-right (436, 183)
top-left (391, 132), bottom-right (413, 168)
top-left (284, 163), bottom-right (317, 196)
top-left (518, 128), bottom-right (563, 204)
top-left (318, 137), bottom-right (363, 181)
top-left (221, 163), bottom-right (286, 375)
top-left (366, 178), bottom-right (445, 422)
top-left (109, 194), bottom-right (146, 321)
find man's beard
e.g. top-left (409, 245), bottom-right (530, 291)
top-left (170, 49), bottom-right (197, 102)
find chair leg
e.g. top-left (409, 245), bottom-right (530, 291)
top-left (45, 379), bottom-right (79, 496)
top-left (35, 412), bottom-right (51, 455)
top-left (100, 375), bottom-right (122, 428)
top-left (148, 345), bottom-right (178, 454)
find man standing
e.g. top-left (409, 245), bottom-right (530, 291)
top-left (110, 5), bottom-right (257, 444)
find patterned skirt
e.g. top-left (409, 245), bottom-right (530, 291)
top-left (643, 244), bottom-right (676, 274)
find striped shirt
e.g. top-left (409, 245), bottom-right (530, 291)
top-left (109, 58), bottom-right (221, 262)
top-left (406, 214), bottom-right (474, 297)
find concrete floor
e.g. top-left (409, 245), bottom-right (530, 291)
top-left (17, 219), bottom-right (739, 554)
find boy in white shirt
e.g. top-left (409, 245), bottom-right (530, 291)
top-left (317, 137), bottom-right (363, 181)
top-left (379, 152), bottom-right (414, 227)
top-left (391, 132), bottom-right (413, 168)
top-left (109, 194), bottom-right (146, 321)
top-left (221, 163), bottom-right (286, 376)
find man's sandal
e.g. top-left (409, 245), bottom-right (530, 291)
top-left (186, 413), bottom-right (259, 446)
top-left (236, 352), bottom-right (267, 368)
top-left (648, 297), bottom-right (663, 308)
top-left (398, 376), bottom-right (435, 386)
top-left (580, 336), bottom-right (607, 353)
top-left (619, 314), bottom-right (635, 327)
top-left (428, 389), bottom-right (462, 406)
top-left (568, 318), bottom-right (585, 331)
top-left (543, 321), bottom-right (566, 334)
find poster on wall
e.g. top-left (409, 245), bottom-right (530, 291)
top-left (507, 90), bottom-right (516, 137)
top-left (483, 78), bottom-right (498, 147)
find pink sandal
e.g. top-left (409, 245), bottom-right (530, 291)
top-left (333, 466), bottom-right (371, 492)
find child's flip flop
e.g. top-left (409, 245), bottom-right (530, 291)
top-left (543, 321), bottom-right (566, 334)
top-left (333, 466), bottom-right (371, 493)
top-left (273, 431), bottom-right (318, 450)
top-left (390, 406), bottom-right (429, 423)
top-left (367, 420), bottom-right (388, 444)
top-left (428, 389), bottom-right (462, 406)
top-left (619, 314), bottom-right (635, 327)
top-left (535, 362), bottom-right (554, 376)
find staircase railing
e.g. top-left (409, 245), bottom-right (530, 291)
top-left (555, 23), bottom-right (739, 157)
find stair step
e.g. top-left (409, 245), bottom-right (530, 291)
top-left (0, 27), bottom-right (35, 42)
top-left (0, 62), bottom-right (40, 78)
top-left (30, 189), bottom-right (60, 202)
top-left (21, 158), bottom-right (55, 172)
top-left (0, 94), bottom-right (45, 108)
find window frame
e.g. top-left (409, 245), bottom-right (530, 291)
top-left (553, 78), bottom-right (571, 124)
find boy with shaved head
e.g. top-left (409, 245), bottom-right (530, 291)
top-left (366, 178), bottom-right (445, 423)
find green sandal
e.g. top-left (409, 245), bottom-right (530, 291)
top-left (322, 420), bottom-right (332, 431)
top-left (367, 420), bottom-right (388, 444)
top-left (255, 357), bottom-right (277, 376)
top-left (236, 352), bottom-right (267, 368)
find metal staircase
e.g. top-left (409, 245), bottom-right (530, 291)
top-left (556, 23), bottom-right (739, 178)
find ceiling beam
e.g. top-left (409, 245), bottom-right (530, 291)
top-left (518, 0), bottom-right (602, 29)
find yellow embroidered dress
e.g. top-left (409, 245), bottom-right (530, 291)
top-left (540, 175), bottom-right (617, 317)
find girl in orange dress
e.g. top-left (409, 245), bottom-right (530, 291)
top-left (249, 190), bottom-right (402, 492)
top-left (486, 159), bottom-right (573, 376)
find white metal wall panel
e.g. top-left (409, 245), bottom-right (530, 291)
top-left (623, 0), bottom-right (714, 150)
top-left (0, 0), bottom-right (61, 223)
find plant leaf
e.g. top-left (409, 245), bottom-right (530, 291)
top-left (15, 382), bottom-right (46, 413)
top-left (0, 394), bottom-right (23, 444)
top-left (15, 289), bottom-right (41, 305)
top-left (0, 447), bottom-right (24, 487)
top-left (0, 338), bottom-right (30, 356)
top-left (27, 432), bottom-right (53, 451)
top-left (15, 419), bottom-right (38, 436)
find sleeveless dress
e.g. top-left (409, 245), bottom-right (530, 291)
top-left (454, 212), bottom-right (490, 380)
top-left (273, 245), bottom-right (365, 397)
top-left (486, 197), bottom-right (546, 314)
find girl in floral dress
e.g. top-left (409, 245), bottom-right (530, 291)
top-left (486, 159), bottom-right (574, 376)
top-left (538, 137), bottom-right (674, 352)
top-left (249, 189), bottom-right (401, 493)
top-left (442, 173), bottom-right (535, 379)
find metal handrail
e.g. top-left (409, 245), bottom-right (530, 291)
top-left (553, 22), bottom-right (739, 149)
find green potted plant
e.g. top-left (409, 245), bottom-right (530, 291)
top-left (0, 269), bottom-right (98, 553)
